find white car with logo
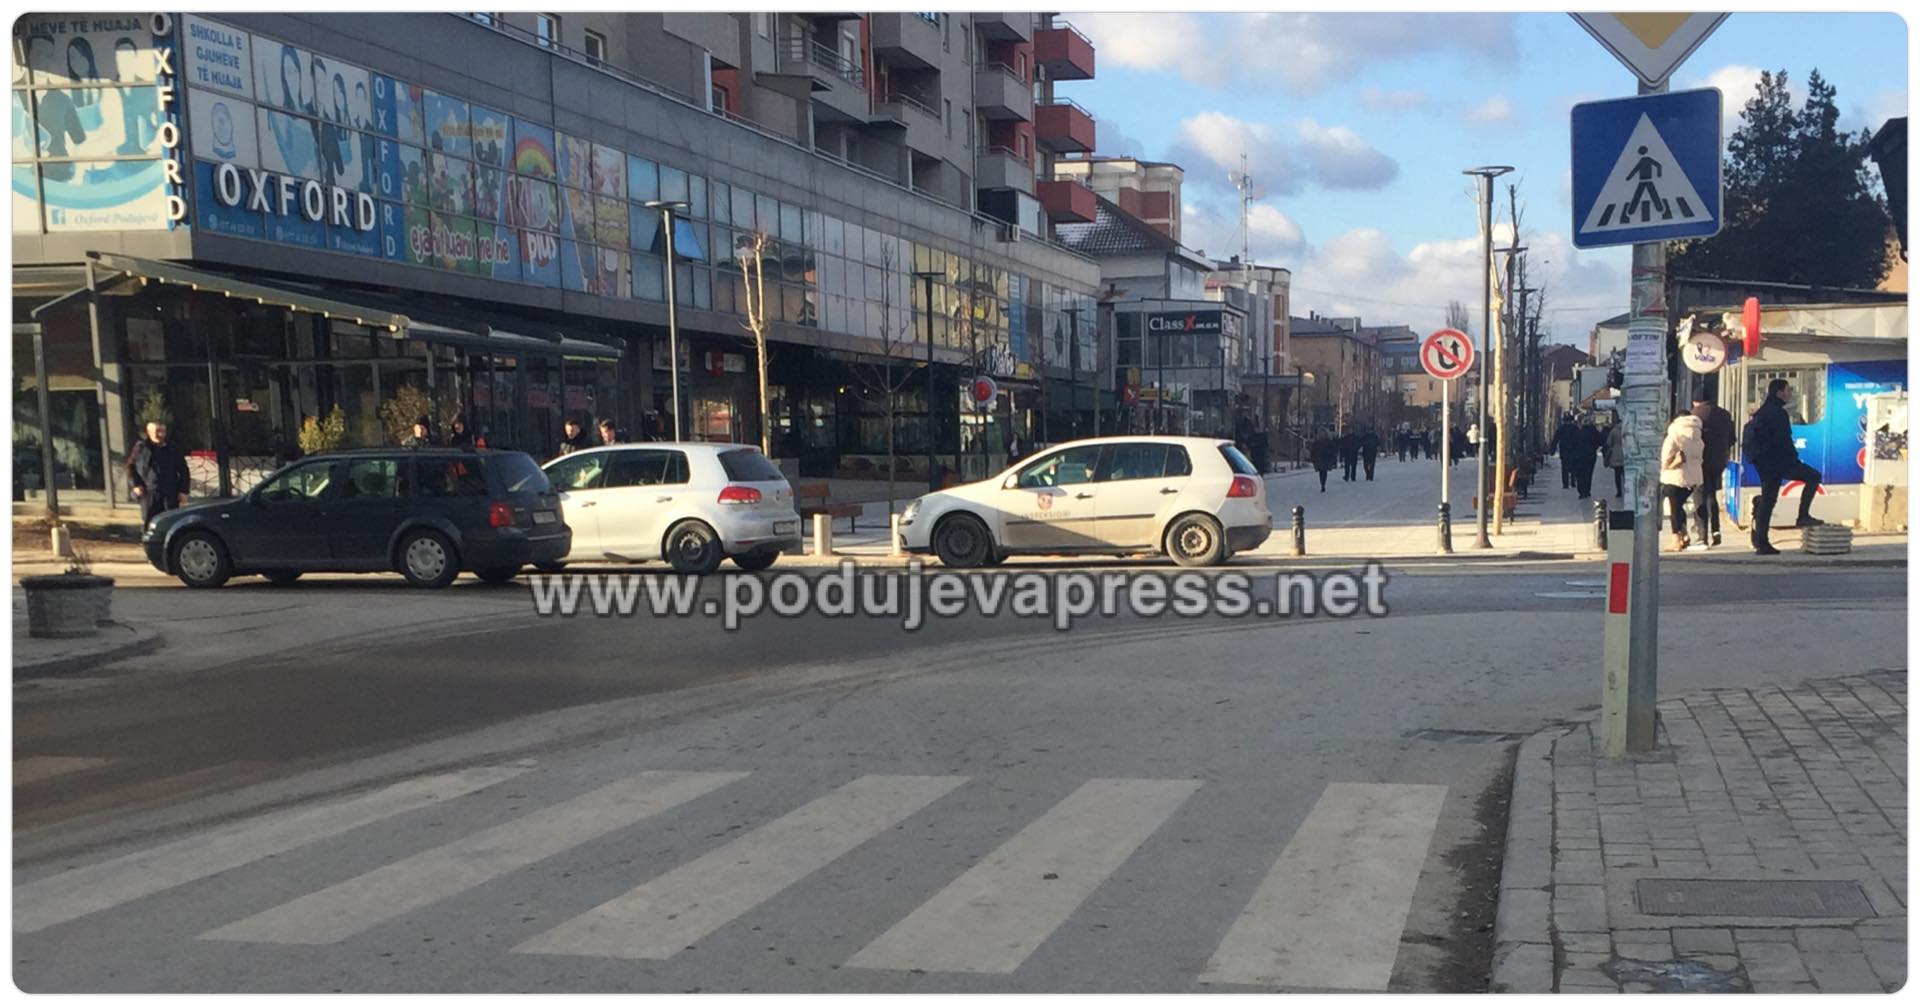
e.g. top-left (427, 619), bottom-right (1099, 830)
top-left (898, 436), bottom-right (1271, 567)
top-left (540, 443), bottom-right (800, 573)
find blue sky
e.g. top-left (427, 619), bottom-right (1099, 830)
top-left (1067, 11), bottom-right (1909, 345)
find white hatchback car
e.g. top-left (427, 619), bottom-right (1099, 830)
top-left (899, 436), bottom-right (1271, 567)
top-left (540, 443), bottom-right (801, 573)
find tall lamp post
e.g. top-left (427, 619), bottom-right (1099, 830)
top-left (646, 199), bottom-right (690, 441)
top-left (913, 270), bottom-right (942, 492)
top-left (1462, 165), bottom-right (1512, 549)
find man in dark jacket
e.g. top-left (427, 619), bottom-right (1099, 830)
top-left (1746, 378), bottom-right (1824, 555)
top-left (557, 417), bottom-right (594, 456)
top-left (127, 421), bottom-right (190, 526)
top-left (1338, 431), bottom-right (1361, 482)
top-left (1549, 414), bottom-right (1582, 488)
top-left (1690, 391), bottom-right (1738, 547)
top-left (1358, 428), bottom-right (1380, 481)
top-left (1561, 415), bottom-right (1600, 498)
top-left (1310, 433), bottom-right (1339, 492)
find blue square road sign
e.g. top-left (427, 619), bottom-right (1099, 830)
top-left (1570, 88), bottom-right (1722, 249)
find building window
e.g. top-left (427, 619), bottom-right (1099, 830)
top-left (470, 12), bottom-right (497, 26)
top-left (534, 13), bottom-right (559, 47)
top-left (712, 83), bottom-right (731, 115)
top-left (753, 12), bottom-right (771, 38)
top-left (583, 29), bottom-right (606, 63)
top-left (917, 12), bottom-right (940, 24)
top-left (944, 99), bottom-right (952, 136)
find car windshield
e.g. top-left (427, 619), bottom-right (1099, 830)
top-left (491, 452), bottom-right (550, 493)
top-left (1218, 444), bottom-right (1259, 476)
top-left (255, 460), bottom-right (333, 502)
top-left (718, 449), bottom-right (785, 482)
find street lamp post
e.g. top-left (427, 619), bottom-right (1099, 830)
top-left (914, 270), bottom-right (942, 492)
top-left (646, 199), bottom-right (690, 441)
top-left (1064, 305), bottom-right (1081, 439)
top-left (1462, 165), bottom-right (1512, 549)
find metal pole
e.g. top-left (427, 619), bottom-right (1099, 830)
top-left (661, 208), bottom-right (682, 441)
top-left (1440, 376), bottom-right (1451, 508)
top-left (1065, 305), bottom-right (1080, 439)
top-left (31, 324), bottom-right (57, 518)
top-left (916, 272), bottom-right (939, 492)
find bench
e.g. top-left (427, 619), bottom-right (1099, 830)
top-left (796, 483), bottom-right (865, 532)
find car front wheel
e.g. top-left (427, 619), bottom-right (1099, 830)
top-left (398, 529), bottom-right (460, 588)
top-left (261, 570), bottom-right (303, 586)
top-left (932, 513), bottom-right (994, 568)
top-left (474, 566), bottom-right (520, 584)
top-left (1165, 513), bottom-right (1227, 567)
top-left (731, 549), bottom-right (779, 572)
top-left (172, 531), bottom-right (232, 589)
top-left (664, 520), bottom-right (724, 575)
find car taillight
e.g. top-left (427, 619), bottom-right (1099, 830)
top-left (1226, 475), bottom-right (1260, 499)
top-left (488, 501), bottom-right (514, 528)
top-left (717, 484), bottom-right (762, 505)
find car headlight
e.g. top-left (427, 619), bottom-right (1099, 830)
top-left (901, 500), bottom-right (921, 525)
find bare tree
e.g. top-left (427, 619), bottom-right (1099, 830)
top-left (1445, 300), bottom-right (1471, 334)
top-left (849, 241), bottom-right (919, 511)
top-left (738, 230), bottom-right (774, 455)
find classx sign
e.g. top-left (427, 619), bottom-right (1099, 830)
top-left (1145, 310), bottom-right (1222, 335)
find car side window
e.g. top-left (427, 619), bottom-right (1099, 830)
top-left (341, 458), bottom-right (403, 499)
top-left (1165, 446), bottom-right (1193, 477)
top-left (257, 461), bottom-right (334, 503)
top-left (1016, 445), bottom-right (1103, 489)
top-left (660, 451), bottom-right (691, 485)
top-left (545, 453), bottom-right (607, 492)
top-left (1094, 443), bottom-right (1170, 482)
top-left (604, 450), bottom-right (671, 488)
top-left (416, 457), bottom-right (489, 497)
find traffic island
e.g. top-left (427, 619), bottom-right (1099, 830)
top-left (1491, 671), bottom-right (1906, 993)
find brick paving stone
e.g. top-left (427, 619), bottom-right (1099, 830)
top-left (1803, 951), bottom-right (1885, 992)
top-left (1559, 931), bottom-right (1613, 955)
top-left (1738, 942), bottom-right (1811, 983)
top-left (1795, 928), bottom-right (1865, 953)
top-left (1860, 938), bottom-right (1906, 990)
top-left (1672, 928), bottom-right (1737, 956)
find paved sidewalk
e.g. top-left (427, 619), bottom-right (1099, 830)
top-left (1493, 671), bottom-right (1907, 993)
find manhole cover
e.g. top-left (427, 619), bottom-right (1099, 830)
top-left (1636, 879), bottom-right (1875, 918)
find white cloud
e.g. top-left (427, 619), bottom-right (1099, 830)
top-left (1171, 111), bottom-right (1398, 195)
top-left (1180, 197), bottom-right (1307, 264)
top-left (1848, 89), bottom-right (1906, 135)
top-left (1467, 94), bottom-right (1514, 126)
top-left (1360, 88), bottom-right (1430, 112)
top-left (1079, 12), bottom-right (1516, 95)
top-left (1684, 64), bottom-right (1793, 110)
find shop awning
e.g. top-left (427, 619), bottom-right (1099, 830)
top-left (83, 252), bottom-right (623, 360)
top-left (88, 252), bottom-right (413, 332)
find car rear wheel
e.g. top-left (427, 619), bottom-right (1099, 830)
top-left (473, 566), bottom-right (520, 584)
top-left (731, 550), bottom-right (780, 572)
top-left (664, 520), bottom-right (724, 575)
top-left (261, 570), bottom-right (303, 586)
top-left (398, 529), bottom-right (460, 588)
top-left (1166, 513), bottom-right (1227, 567)
top-left (172, 531), bottom-right (231, 589)
top-left (533, 561), bottom-right (567, 573)
top-left (933, 513), bottom-right (994, 568)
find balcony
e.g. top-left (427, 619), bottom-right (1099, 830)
top-left (871, 90), bottom-right (945, 156)
top-left (975, 145), bottom-right (1035, 192)
top-left (972, 62), bottom-right (1032, 121)
top-left (870, 12), bottom-right (944, 71)
top-left (1037, 178), bottom-right (1096, 222)
top-left (771, 34), bottom-right (871, 123)
top-left (1034, 98), bottom-right (1095, 153)
top-left (1034, 21), bottom-right (1095, 80)
top-left (971, 12), bottom-right (1032, 43)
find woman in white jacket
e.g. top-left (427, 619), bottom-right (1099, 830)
top-left (1659, 411), bottom-right (1706, 551)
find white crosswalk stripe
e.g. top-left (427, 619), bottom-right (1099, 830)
top-left (847, 777), bottom-right (1200, 975)
top-left (514, 774), bottom-right (966, 960)
top-left (13, 764), bottom-right (531, 934)
top-left (198, 770), bottom-right (747, 945)
top-left (1201, 782), bottom-right (1448, 990)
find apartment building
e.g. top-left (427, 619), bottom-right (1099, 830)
top-left (1051, 157), bottom-right (1183, 242)
top-left (12, 11), bottom-right (1109, 499)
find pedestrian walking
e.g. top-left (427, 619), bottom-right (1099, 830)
top-left (1466, 422), bottom-right (1480, 457)
top-left (402, 415), bottom-right (434, 447)
top-left (1602, 418), bottom-right (1626, 499)
top-left (1338, 431), bottom-right (1360, 482)
top-left (1562, 415), bottom-right (1600, 498)
top-left (446, 414), bottom-right (474, 448)
top-left (1549, 414), bottom-right (1582, 489)
top-left (1691, 391), bottom-right (1736, 547)
top-left (597, 418), bottom-right (623, 446)
top-left (557, 417), bottom-right (593, 456)
top-left (126, 420), bottom-right (190, 527)
top-left (1310, 432), bottom-right (1338, 492)
top-left (1359, 427), bottom-right (1380, 481)
top-left (1395, 427), bottom-right (1409, 463)
top-left (1006, 431), bottom-right (1027, 466)
top-left (1449, 425), bottom-right (1466, 468)
top-left (1659, 409), bottom-right (1705, 551)
top-left (1743, 377), bottom-right (1825, 555)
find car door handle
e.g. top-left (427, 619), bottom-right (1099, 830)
top-left (656, 496), bottom-right (673, 502)
top-left (578, 500), bottom-right (597, 508)
top-left (1159, 487), bottom-right (1180, 494)
top-left (1074, 492), bottom-right (1094, 500)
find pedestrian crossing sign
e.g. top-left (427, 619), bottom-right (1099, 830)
top-left (1570, 88), bottom-right (1722, 249)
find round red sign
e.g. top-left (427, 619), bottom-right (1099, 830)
top-left (1420, 328), bottom-right (1475, 381)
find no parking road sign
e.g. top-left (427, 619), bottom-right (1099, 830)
top-left (1420, 328), bottom-right (1474, 381)
top-left (1571, 88), bottom-right (1722, 249)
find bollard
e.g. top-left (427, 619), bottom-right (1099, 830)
top-left (888, 513), bottom-right (905, 558)
top-left (812, 513), bottom-right (833, 557)
top-left (50, 523), bottom-right (73, 559)
top-left (1593, 500), bottom-right (1609, 551)
top-left (1290, 506), bottom-right (1306, 556)
top-left (1437, 501), bottom-right (1454, 554)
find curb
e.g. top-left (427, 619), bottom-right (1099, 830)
top-left (1489, 723), bottom-right (1570, 994)
top-left (12, 621), bottom-right (164, 679)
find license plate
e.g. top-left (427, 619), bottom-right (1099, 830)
top-left (533, 511), bottom-right (557, 525)
top-left (774, 520), bottom-right (796, 535)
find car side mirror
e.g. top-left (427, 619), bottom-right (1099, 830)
top-left (1001, 474), bottom-right (1020, 490)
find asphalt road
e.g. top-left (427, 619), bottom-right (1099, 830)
top-left (12, 560), bottom-right (1907, 992)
